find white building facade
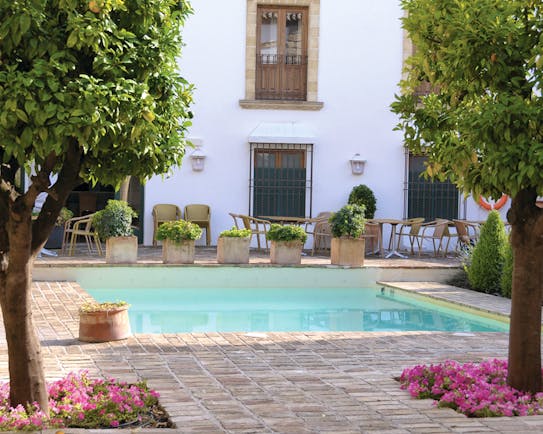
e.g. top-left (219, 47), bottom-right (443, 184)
top-left (141, 0), bottom-right (508, 247)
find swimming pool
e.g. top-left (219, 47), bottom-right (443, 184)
top-left (86, 286), bottom-right (508, 334)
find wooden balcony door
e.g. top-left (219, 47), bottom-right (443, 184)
top-left (256, 6), bottom-right (308, 101)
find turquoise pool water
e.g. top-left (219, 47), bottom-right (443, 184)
top-left (86, 286), bottom-right (508, 333)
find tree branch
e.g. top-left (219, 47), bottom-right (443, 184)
top-left (31, 141), bottom-right (83, 252)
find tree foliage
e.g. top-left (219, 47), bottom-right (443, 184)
top-left (392, 0), bottom-right (543, 200)
top-left (0, 0), bottom-right (193, 188)
top-left (392, 0), bottom-right (543, 393)
top-left (0, 0), bottom-right (193, 410)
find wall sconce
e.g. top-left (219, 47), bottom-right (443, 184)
top-left (190, 145), bottom-right (206, 172)
top-left (350, 153), bottom-right (366, 175)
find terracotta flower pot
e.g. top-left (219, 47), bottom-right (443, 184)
top-left (270, 240), bottom-right (303, 265)
top-left (217, 237), bottom-right (250, 264)
top-left (79, 306), bottom-right (131, 343)
top-left (162, 239), bottom-right (195, 264)
top-left (105, 235), bottom-right (138, 264)
top-left (331, 237), bottom-right (365, 267)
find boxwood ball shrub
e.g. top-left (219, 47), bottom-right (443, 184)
top-left (156, 220), bottom-right (202, 243)
top-left (348, 184), bottom-right (377, 219)
top-left (467, 210), bottom-right (508, 293)
top-left (266, 224), bottom-right (307, 243)
top-left (329, 204), bottom-right (366, 238)
top-left (92, 200), bottom-right (136, 240)
top-left (219, 227), bottom-right (252, 238)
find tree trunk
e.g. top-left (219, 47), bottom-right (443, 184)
top-left (119, 176), bottom-right (131, 202)
top-left (507, 188), bottom-right (543, 393)
top-left (0, 145), bottom-right (82, 411)
top-left (0, 209), bottom-right (48, 412)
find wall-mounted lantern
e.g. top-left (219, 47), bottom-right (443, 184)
top-left (189, 141), bottom-right (206, 172)
top-left (350, 153), bottom-right (366, 175)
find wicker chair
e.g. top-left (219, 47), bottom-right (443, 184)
top-left (392, 217), bottom-right (425, 255)
top-left (415, 219), bottom-right (455, 257)
top-left (306, 212), bottom-right (332, 255)
top-left (152, 204), bottom-right (182, 246)
top-left (62, 213), bottom-right (102, 256)
top-left (235, 214), bottom-right (271, 250)
top-left (184, 204), bottom-right (211, 246)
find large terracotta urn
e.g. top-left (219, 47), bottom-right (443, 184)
top-left (79, 305), bottom-right (131, 343)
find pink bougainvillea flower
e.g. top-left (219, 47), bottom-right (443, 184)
top-left (0, 371), bottom-right (161, 430)
top-left (399, 359), bottom-right (543, 417)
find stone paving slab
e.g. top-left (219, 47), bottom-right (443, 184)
top-left (378, 281), bottom-right (513, 318)
top-left (0, 281), bottom-right (540, 432)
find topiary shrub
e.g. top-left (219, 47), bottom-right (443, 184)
top-left (329, 204), bottom-right (366, 238)
top-left (266, 224), bottom-right (307, 243)
top-left (348, 184), bottom-right (377, 219)
top-left (92, 200), bottom-right (136, 240)
top-left (500, 241), bottom-right (513, 298)
top-left (467, 210), bottom-right (508, 294)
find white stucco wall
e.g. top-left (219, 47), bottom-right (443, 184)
top-left (143, 0), bottom-right (406, 246)
top-left (143, 0), bottom-right (514, 248)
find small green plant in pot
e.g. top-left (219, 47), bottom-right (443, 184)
top-left (348, 184), bottom-right (379, 253)
top-left (329, 204), bottom-right (366, 267)
top-left (217, 227), bottom-right (252, 264)
top-left (156, 220), bottom-right (202, 264)
top-left (266, 224), bottom-right (307, 265)
top-left (45, 207), bottom-right (74, 249)
top-left (92, 200), bottom-right (138, 264)
top-left (219, 228), bottom-right (252, 238)
top-left (329, 204), bottom-right (366, 238)
top-left (93, 200), bottom-right (136, 239)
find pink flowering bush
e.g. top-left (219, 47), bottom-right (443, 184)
top-left (0, 371), bottom-right (162, 430)
top-left (400, 359), bottom-right (543, 417)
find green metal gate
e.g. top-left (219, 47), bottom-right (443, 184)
top-left (250, 143), bottom-right (313, 218)
top-left (407, 155), bottom-right (459, 221)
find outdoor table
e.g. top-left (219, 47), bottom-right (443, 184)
top-left (367, 218), bottom-right (408, 258)
top-left (260, 216), bottom-right (311, 226)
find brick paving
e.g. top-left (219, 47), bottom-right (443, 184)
top-left (2, 247), bottom-right (542, 433)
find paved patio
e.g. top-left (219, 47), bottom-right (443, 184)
top-left (3, 247), bottom-right (542, 433)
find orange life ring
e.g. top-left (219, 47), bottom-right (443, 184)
top-left (477, 194), bottom-right (508, 211)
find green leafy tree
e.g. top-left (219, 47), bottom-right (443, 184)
top-left (392, 0), bottom-right (543, 392)
top-left (0, 0), bottom-right (193, 411)
top-left (467, 211), bottom-right (508, 293)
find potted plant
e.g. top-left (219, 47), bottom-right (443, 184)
top-left (329, 204), bottom-right (366, 267)
top-left (44, 207), bottom-right (74, 249)
top-left (78, 301), bottom-right (131, 343)
top-left (156, 219), bottom-right (202, 264)
top-left (217, 227), bottom-right (252, 264)
top-left (348, 184), bottom-right (380, 254)
top-left (266, 224), bottom-right (307, 265)
top-left (92, 200), bottom-right (138, 264)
